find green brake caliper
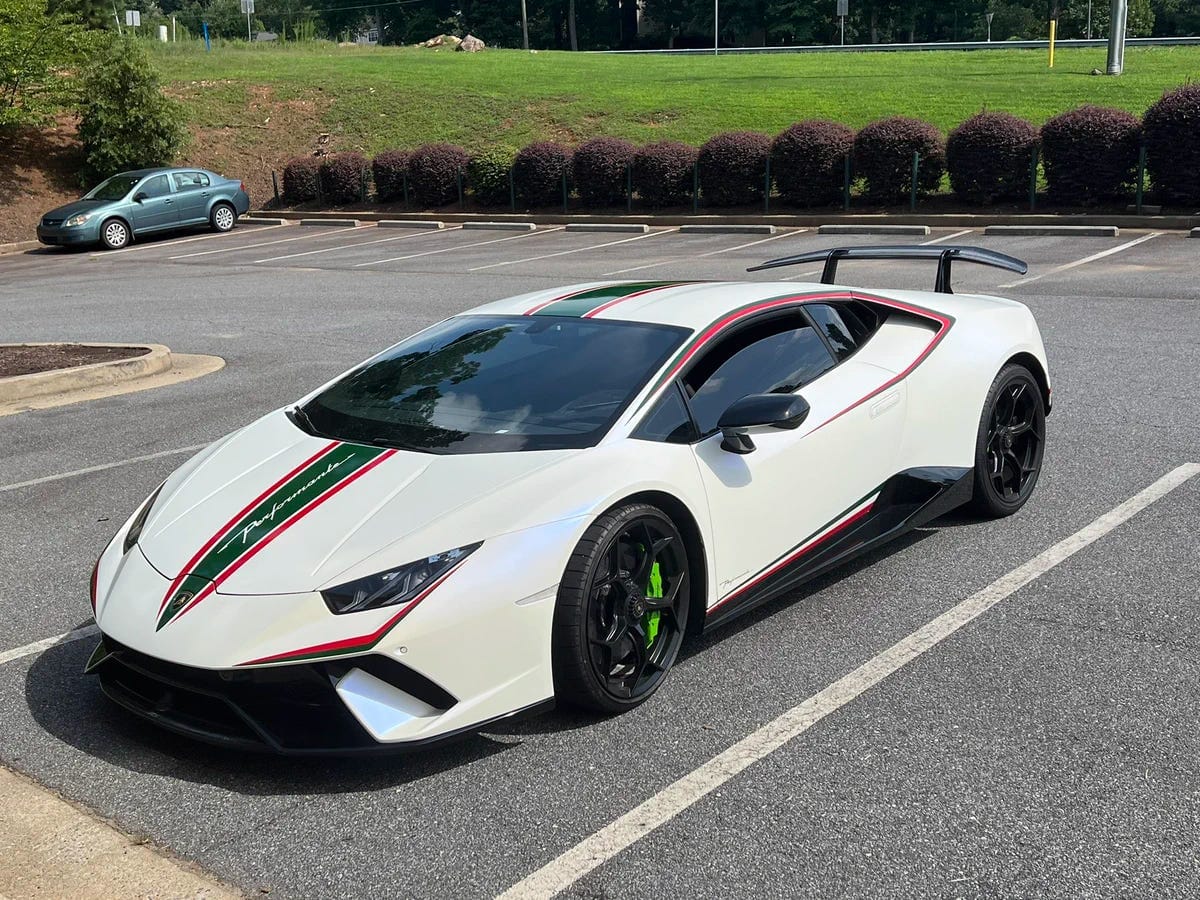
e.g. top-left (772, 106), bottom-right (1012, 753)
top-left (644, 561), bottom-right (663, 649)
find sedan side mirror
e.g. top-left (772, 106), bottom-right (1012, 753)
top-left (132, 191), bottom-right (148, 203)
top-left (717, 393), bottom-right (811, 454)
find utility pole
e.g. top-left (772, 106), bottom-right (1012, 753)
top-left (714, 0), bottom-right (719, 54)
top-left (1086, 0), bottom-right (1092, 40)
top-left (520, 0), bottom-right (529, 49)
top-left (1106, 0), bottom-right (1127, 74)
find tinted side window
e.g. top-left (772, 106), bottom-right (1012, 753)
top-left (633, 382), bottom-right (695, 444)
top-left (140, 175), bottom-right (170, 198)
top-left (807, 302), bottom-right (885, 361)
top-left (684, 317), bottom-right (835, 434)
top-left (173, 172), bottom-right (210, 191)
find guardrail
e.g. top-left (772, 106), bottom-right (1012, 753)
top-left (596, 36), bottom-right (1200, 55)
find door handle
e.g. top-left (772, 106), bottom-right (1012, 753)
top-left (163, 199), bottom-right (173, 204)
top-left (869, 389), bottom-right (900, 418)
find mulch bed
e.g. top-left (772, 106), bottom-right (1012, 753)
top-left (0, 344), bottom-right (147, 378)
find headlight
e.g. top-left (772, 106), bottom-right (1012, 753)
top-left (64, 213), bottom-right (93, 227)
top-left (322, 543), bottom-right (481, 615)
top-left (122, 483), bottom-right (165, 554)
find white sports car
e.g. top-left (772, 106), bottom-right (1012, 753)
top-left (87, 246), bottom-right (1050, 753)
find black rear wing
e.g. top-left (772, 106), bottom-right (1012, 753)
top-left (746, 245), bottom-right (1028, 294)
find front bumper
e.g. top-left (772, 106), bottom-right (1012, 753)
top-left (37, 225), bottom-right (95, 246)
top-left (88, 632), bottom-right (550, 754)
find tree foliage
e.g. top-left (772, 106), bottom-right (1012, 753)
top-left (0, 0), bottom-right (91, 128)
top-left (76, 35), bottom-right (187, 183)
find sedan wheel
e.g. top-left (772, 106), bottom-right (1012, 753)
top-left (553, 503), bottom-right (690, 712)
top-left (970, 364), bottom-right (1046, 517)
top-left (210, 203), bottom-right (236, 233)
top-left (100, 218), bottom-right (129, 250)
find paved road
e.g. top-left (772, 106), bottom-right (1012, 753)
top-left (1, 223), bottom-right (1197, 899)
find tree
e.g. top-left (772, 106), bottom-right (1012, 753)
top-left (0, 0), bottom-right (90, 128)
top-left (1061, 0), bottom-right (1154, 37)
top-left (76, 35), bottom-right (187, 183)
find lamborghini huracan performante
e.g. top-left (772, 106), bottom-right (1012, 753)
top-left (87, 246), bottom-right (1050, 753)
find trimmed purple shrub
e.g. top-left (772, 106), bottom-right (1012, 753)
top-left (1040, 105), bottom-right (1140, 204)
top-left (319, 152), bottom-right (367, 205)
top-left (854, 117), bottom-right (946, 203)
top-left (513, 141), bottom-right (572, 208)
top-left (573, 137), bottom-right (637, 207)
top-left (632, 141), bottom-right (698, 207)
top-left (947, 112), bottom-right (1038, 204)
top-left (1143, 84), bottom-right (1200, 205)
top-left (282, 156), bottom-right (321, 204)
top-left (372, 149), bottom-right (410, 203)
top-left (771, 120), bottom-right (854, 207)
top-left (698, 131), bottom-right (770, 206)
top-left (406, 143), bottom-right (469, 208)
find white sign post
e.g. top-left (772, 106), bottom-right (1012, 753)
top-left (836, 0), bottom-right (848, 45)
top-left (986, 11), bottom-right (994, 41)
top-left (241, 0), bottom-right (255, 41)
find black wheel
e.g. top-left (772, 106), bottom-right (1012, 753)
top-left (210, 202), bottom-right (236, 233)
top-left (969, 364), bottom-right (1046, 517)
top-left (552, 503), bottom-right (690, 712)
top-left (99, 218), bottom-right (130, 250)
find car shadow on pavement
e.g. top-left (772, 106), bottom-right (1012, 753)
top-left (23, 636), bottom-right (518, 795)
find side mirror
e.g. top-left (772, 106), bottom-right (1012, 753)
top-left (717, 393), bottom-right (811, 454)
top-left (132, 191), bottom-right (148, 203)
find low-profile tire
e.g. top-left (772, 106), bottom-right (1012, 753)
top-left (99, 218), bottom-right (130, 250)
top-left (210, 202), bottom-right (236, 233)
top-left (969, 363), bottom-right (1046, 518)
top-left (552, 503), bottom-right (690, 713)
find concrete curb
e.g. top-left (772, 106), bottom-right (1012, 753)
top-left (0, 343), bottom-right (171, 404)
top-left (378, 220), bottom-right (445, 229)
top-left (300, 218), bottom-right (359, 227)
top-left (985, 225), bottom-right (1120, 237)
top-left (0, 240), bottom-right (41, 256)
top-left (462, 222), bottom-right (537, 231)
top-left (1190, 228), bottom-right (1200, 238)
top-left (679, 224), bottom-right (776, 234)
top-left (565, 223), bottom-right (650, 234)
top-left (819, 224), bottom-right (930, 235)
top-left (258, 209), bottom-right (1199, 231)
top-left (239, 216), bottom-right (291, 226)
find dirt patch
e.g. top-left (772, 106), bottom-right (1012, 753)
top-left (0, 344), bottom-right (148, 378)
top-left (0, 118), bottom-right (86, 245)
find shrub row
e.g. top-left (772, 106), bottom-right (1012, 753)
top-left (281, 85), bottom-right (1200, 209)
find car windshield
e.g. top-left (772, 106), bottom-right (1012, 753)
top-left (84, 174), bottom-right (143, 201)
top-left (300, 315), bottom-right (689, 453)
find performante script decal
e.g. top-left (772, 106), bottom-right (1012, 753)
top-left (156, 441), bottom-right (395, 631)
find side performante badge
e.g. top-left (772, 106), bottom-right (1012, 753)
top-left (155, 441), bottom-right (395, 631)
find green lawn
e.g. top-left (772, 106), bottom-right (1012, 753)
top-left (151, 41), bottom-right (1200, 154)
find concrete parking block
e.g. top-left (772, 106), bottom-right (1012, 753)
top-left (985, 225), bottom-right (1120, 237)
top-left (300, 218), bottom-right (359, 227)
top-left (1191, 228), bottom-right (1200, 238)
top-left (463, 222), bottom-right (537, 231)
top-left (818, 224), bottom-right (930, 235)
top-left (565, 223), bottom-right (651, 234)
top-left (678, 225), bottom-right (777, 235)
top-left (378, 220), bottom-right (446, 229)
top-left (239, 217), bottom-right (291, 226)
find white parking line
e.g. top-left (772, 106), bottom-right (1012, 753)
top-left (253, 226), bottom-right (463, 264)
top-left (600, 230), bottom-right (801, 277)
top-left (91, 224), bottom-right (290, 257)
top-left (354, 227), bottom-right (562, 268)
top-left (470, 229), bottom-right (676, 272)
top-left (0, 624), bottom-right (99, 667)
top-left (498, 462), bottom-right (1200, 900)
top-left (0, 445), bottom-right (206, 494)
top-left (1000, 232), bottom-right (1162, 287)
top-left (168, 225), bottom-right (370, 259)
top-left (922, 229), bottom-right (974, 245)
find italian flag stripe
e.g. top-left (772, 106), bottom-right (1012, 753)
top-left (156, 442), bottom-right (395, 631)
top-left (526, 282), bottom-right (688, 317)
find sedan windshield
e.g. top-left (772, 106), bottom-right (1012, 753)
top-left (84, 174), bottom-right (143, 201)
top-left (301, 315), bottom-right (688, 453)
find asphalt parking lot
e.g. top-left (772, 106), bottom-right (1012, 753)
top-left (1, 221), bottom-right (1198, 899)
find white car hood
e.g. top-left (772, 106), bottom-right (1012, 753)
top-left (138, 410), bottom-right (576, 595)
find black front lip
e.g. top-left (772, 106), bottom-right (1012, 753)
top-left (89, 634), bottom-right (551, 756)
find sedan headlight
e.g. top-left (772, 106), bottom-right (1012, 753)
top-left (322, 543), bottom-right (481, 615)
top-left (64, 213), bottom-right (93, 227)
top-left (122, 484), bottom-right (165, 554)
